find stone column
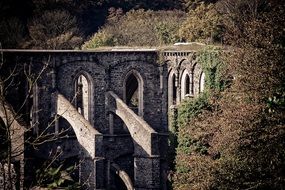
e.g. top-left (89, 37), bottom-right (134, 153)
top-left (79, 156), bottom-right (105, 190)
top-left (79, 133), bottom-right (105, 190)
top-left (134, 156), bottom-right (160, 190)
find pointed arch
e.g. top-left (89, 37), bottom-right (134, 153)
top-left (74, 71), bottom-right (94, 125)
top-left (180, 69), bottom-right (193, 100)
top-left (123, 70), bottom-right (144, 117)
top-left (168, 69), bottom-right (177, 106)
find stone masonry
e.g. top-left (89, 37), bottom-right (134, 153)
top-left (0, 47), bottom-right (204, 190)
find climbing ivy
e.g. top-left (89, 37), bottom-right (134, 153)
top-left (198, 46), bottom-right (227, 93)
top-left (177, 93), bottom-right (210, 128)
top-left (171, 46), bottom-right (226, 188)
top-left (169, 46), bottom-right (225, 174)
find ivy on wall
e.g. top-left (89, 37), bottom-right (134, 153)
top-left (198, 46), bottom-right (227, 93)
top-left (169, 46), bottom-right (226, 188)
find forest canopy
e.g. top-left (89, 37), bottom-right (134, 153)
top-left (171, 1), bottom-right (285, 189)
top-left (0, 0), bottom-right (224, 49)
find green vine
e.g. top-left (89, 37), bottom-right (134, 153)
top-left (175, 94), bottom-right (210, 175)
top-left (173, 46), bottom-right (226, 178)
top-left (198, 46), bottom-right (226, 93)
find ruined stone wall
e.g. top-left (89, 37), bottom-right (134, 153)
top-left (1, 48), bottom-right (203, 190)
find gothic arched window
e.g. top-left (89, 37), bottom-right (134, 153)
top-left (124, 70), bottom-right (144, 116)
top-left (181, 70), bottom-right (192, 100)
top-left (168, 70), bottom-right (177, 106)
top-left (75, 74), bottom-right (91, 121)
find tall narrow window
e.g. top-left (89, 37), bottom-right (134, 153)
top-left (168, 70), bottom-right (177, 106)
top-left (124, 71), bottom-right (143, 116)
top-left (185, 75), bottom-right (190, 95)
top-left (126, 74), bottom-right (138, 111)
top-left (181, 70), bottom-right (191, 100)
top-left (76, 75), bottom-right (89, 120)
top-left (199, 72), bottom-right (205, 93)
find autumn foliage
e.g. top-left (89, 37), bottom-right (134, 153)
top-left (173, 1), bottom-right (285, 189)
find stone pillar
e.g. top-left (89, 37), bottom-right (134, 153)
top-left (134, 156), bottom-right (160, 190)
top-left (80, 156), bottom-right (105, 190)
top-left (160, 65), bottom-right (168, 130)
top-left (159, 66), bottom-right (164, 91)
top-left (79, 133), bottom-right (105, 190)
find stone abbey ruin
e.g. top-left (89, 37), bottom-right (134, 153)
top-left (0, 47), bottom-right (205, 190)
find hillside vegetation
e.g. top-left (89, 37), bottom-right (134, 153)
top-left (171, 1), bottom-right (285, 189)
top-left (82, 2), bottom-right (223, 48)
top-left (0, 0), bottom-right (224, 49)
top-left (82, 9), bottom-right (186, 48)
top-left (0, 0), bottom-right (284, 189)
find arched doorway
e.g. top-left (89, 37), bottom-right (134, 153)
top-left (124, 71), bottom-right (143, 116)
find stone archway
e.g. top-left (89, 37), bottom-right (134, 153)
top-left (107, 91), bottom-right (160, 189)
top-left (56, 93), bottom-right (104, 190)
top-left (111, 163), bottom-right (134, 190)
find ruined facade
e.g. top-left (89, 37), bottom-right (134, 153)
top-left (0, 48), bottom-right (205, 190)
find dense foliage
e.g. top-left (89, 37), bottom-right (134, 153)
top-left (0, 0), bottom-right (225, 49)
top-left (27, 9), bottom-right (83, 49)
top-left (83, 1), bottom-right (227, 48)
top-left (173, 1), bottom-right (285, 189)
top-left (178, 3), bottom-right (222, 43)
top-left (1, 0), bottom-right (284, 189)
top-left (0, 0), bottom-right (216, 49)
top-left (82, 9), bottom-right (186, 48)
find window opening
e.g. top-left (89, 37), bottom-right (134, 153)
top-left (126, 74), bottom-right (139, 114)
top-left (76, 75), bottom-right (89, 120)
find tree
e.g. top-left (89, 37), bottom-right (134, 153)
top-left (178, 2), bottom-right (223, 43)
top-left (173, 1), bottom-right (285, 189)
top-left (27, 9), bottom-right (83, 49)
top-left (0, 50), bottom-right (82, 189)
top-left (82, 9), bottom-right (186, 48)
top-left (0, 0), bottom-right (28, 48)
top-left (180, 0), bottom-right (219, 11)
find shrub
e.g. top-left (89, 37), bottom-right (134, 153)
top-left (82, 30), bottom-right (116, 49)
top-left (82, 9), bottom-right (186, 48)
top-left (178, 3), bottom-right (223, 43)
